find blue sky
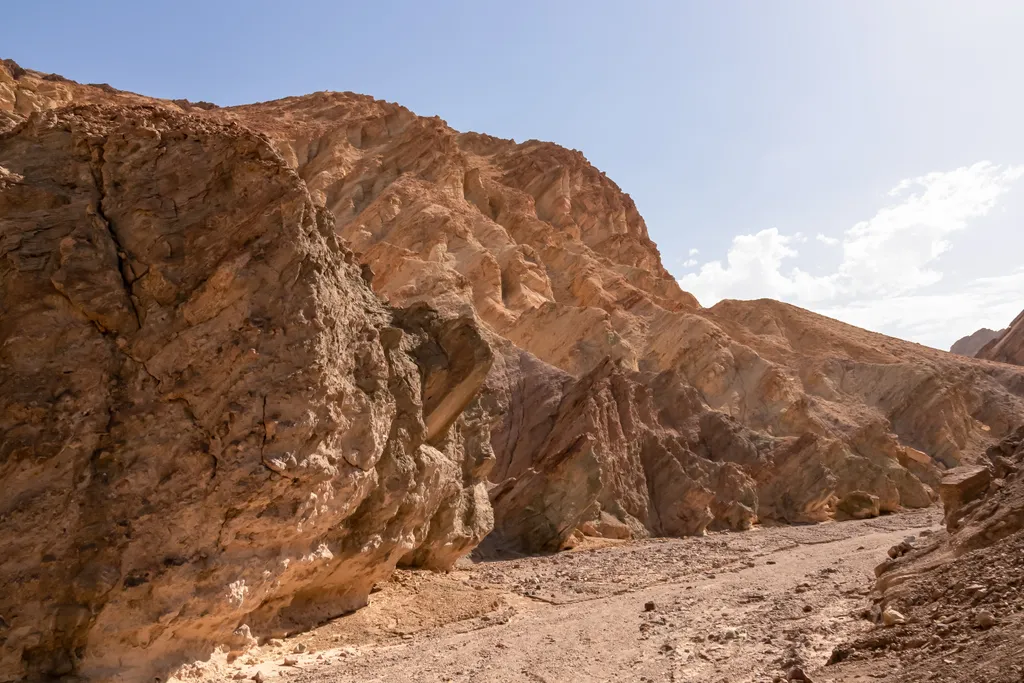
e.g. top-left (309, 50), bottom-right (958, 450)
top-left (5, 1), bottom-right (1023, 348)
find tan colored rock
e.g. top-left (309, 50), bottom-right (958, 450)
top-left (0, 102), bottom-right (492, 681)
top-left (837, 491), bottom-right (882, 520)
top-left (216, 88), bottom-right (1024, 544)
top-left (841, 426), bottom-right (1024, 675)
top-left (881, 607), bottom-right (906, 627)
top-left (940, 466), bottom-right (993, 530)
top-left (6, 58), bottom-right (1024, 677)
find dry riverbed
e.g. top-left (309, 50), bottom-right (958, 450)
top-left (170, 509), bottom-right (942, 683)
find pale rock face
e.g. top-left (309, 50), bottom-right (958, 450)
top-left (0, 97), bottom-right (492, 681)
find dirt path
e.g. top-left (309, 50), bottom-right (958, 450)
top-left (172, 509), bottom-right (941, 683)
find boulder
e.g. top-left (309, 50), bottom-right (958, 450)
top-left (837, 491), bottom-right (882, 520)
top-left (0, 104), bottom-right (493, 682)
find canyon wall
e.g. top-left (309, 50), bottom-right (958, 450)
top-left (218, 84), bottom-right (1024, 549)
top-left (3, 60), bottom-right (1024, 680)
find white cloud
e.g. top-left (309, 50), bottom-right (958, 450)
top-left (683, 258), bottom-right (698, 267)
top-left (678, 228), bottom-right (837, 303)
top-left (833, 162), bottom-right (1024, 296)
top-left (678, 162), bottom-right (1024, 348)
top-left (689, 248), bottom-right (700, 256)
top-left (816, 269), bottom-right (1024, 348)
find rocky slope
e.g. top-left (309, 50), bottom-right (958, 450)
top-left (4, 59), bottom-right (1024, 680)
top-left (829, 426), bottom-right (1024, 681)
top-left (977, 308), bottom-right (1024, 367)
top-left (950, 327), bottom-right (1005, 357)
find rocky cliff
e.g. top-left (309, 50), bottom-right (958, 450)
top-left (4, 59), bottom-right (1024, 680)
top-left (977, 308), bottom-right (1024, 366)
top-left (1, 68), bottom-right (493, 682)
top-left (951, 327), bottom-right (1005, 357)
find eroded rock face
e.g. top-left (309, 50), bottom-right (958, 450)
top-left (5, 59), bottom-right (1024, 679)
top-left (217, 87), bottom-right (1024, 551)
top-left (0, 103), bottom-right (492, 681)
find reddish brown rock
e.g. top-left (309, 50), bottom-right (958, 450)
top-left (837, 491), bottom-right (882, 520)
top-left (6, 58), bottom-right (1024, 678)
top-left (834, 426), bottom-right (1024, 681)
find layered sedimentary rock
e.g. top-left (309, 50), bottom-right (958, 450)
top-left (0, 90), bottom-right (492, 680)
top-left (950, 327), bottom-right (1004, 357)
top-left (977, 308), bottom-right (1024, 366)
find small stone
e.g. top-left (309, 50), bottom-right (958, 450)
top-left (644, 601), bottom-right (656, 612)
top-left (974, 610), bottom-right (996, 629)
top-left (281, 657), bottom-right (299, 666)
top-left (721, 627), bottom-right (739, 640)
top-left (787, 666), bottom-right (813, 681)
top-left (251, 674), bottom-right (264, 683)
top-left (292, 643), bottom-right (307, 653)
top-left (802, 605), bottom-right (813, 613)
top-left (268, 639), bottom-right (284, 648)
top-left (882, 607), bottom-right (906, 627)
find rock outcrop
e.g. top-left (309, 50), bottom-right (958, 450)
top-left (950, 327), bottom-right (1004, 357)
top-left (0, 95), bottom-right (493, 680)
top-left (977, 308), bottom-right (1024, 366)
top-left (833, 426), bottom-right (1024, 681)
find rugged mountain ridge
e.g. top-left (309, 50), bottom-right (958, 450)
top-left (977, 308), bottom-right (1024, 366)
top-left (4, 60), bottom-right (1024, 681)
top-left (950, 327), bottom-right (1005, 357)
